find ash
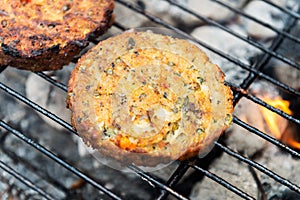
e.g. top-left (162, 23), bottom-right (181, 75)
top-left (1, 0), bottom-right (300, 199)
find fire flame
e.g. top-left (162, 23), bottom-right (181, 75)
top-left (259, 96), bottom-right (300, 150)
top-left (260, 96), bottom-right (292, 139)
top-left (284, 138), bottom-right (300, 150)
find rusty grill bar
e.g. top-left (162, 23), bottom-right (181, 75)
top-left (0, 0), bottom-right (300, 199)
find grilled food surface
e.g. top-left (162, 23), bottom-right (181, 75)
top-left (0, 0), bottom-right (114, 71)
top-left (67, 31), bottom-right (233, 166)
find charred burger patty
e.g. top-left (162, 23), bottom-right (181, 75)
top-left (0, 0), bottom-right (114, 71)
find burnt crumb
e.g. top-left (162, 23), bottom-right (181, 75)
top-left (30, 49), bottom-right (43, 56)
top-left (1, 43), bottom-right (21, 58)
top-left (48, 44), bottom-right (60, 54)
top-left (29, 34), bottom-right (52, 41)
top-left (134, 51), bottom-right (139, 56)
top-left (71, 40), bottom-right (88, 48)
top-left (127, 37), bottom-right (135, 50)
top-left (29, 44), bottom-right (60, 56)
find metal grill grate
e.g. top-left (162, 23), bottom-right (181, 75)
top-left (1, 0), bottom-right (300, 199)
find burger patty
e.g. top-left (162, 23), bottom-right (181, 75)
top-left (0, 0), bottom-right (114, 71)
top-left (67, 30), bottom-right (233, 166)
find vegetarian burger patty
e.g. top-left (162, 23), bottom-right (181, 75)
top-left (67, 31), bottom-right (233, 166)
top-left (0, 0), bottom-right (114, 71)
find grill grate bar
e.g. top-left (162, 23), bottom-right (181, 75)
top-left (35, 72), bottom-right (68, 92)
top-left (230, 82), bottom-right (300, 127)
top-left (0, 160), bottom-right (55, 200)
top-left (233, 116), bottom-right (300, 159)
top-left (128, 165), bottom-right (189, 200)
top-left (113, 22), bottom-right (126, 31)
top-left (0, 82), bottom-right (77, 135)
top-left (262, 0), bottom-right (300, 19)
top-left (156, 163), bottom-right (190, 200)
top-left (238, 69), bottom-right (300, 97)
top-left (115, 0), bottom-right (300, 98)
top-left (0, 145), bottom-right (70, 195)
top-left (244, 93), bottom-right (300, 125)
top-left (190, 164), bottom-right (255, 200)
top-left (0, 120), bottom-right (122, 200)
top-left (212, 0), bottom-right (300, 44)
top-left (165, 0), bottom-right (300, 71)
top-left (233, 6), bottom-right (299, 104)
top-left (214, 142), bottom-right (300, 194)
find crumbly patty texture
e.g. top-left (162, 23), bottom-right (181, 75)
top-left (0, 0), bottom-right (114, 71)
top-left (67, 31), bottom-right (233, 166)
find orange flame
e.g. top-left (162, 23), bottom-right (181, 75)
top-left (260, 97), bottom-right (292, 139)
top-left (284, 138), bottom-right (300, 150)
top-left (259, 96), bottom-right (300, 150)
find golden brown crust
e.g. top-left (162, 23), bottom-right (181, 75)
top-left (67, 31), bottom-right (233, 166)
top-left (0, 0), bottom-right (114, 71)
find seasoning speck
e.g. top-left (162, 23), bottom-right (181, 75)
top-left (197, 77), bottom-right (205, 84)
top-left (62, 4), bottom-right (70, 12)
top-left (106, 68), bottom-right (113, 75)
top-left (196, 128), bottom-right (205, 134)
top-left (139, 93), bottom-right (147, 101)
top-left (167, 61), bottom-right (175, 66)
top-left (163, 92), bottom-right (168, 99)
top-left (127, 37), bottom-right (135, 50)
